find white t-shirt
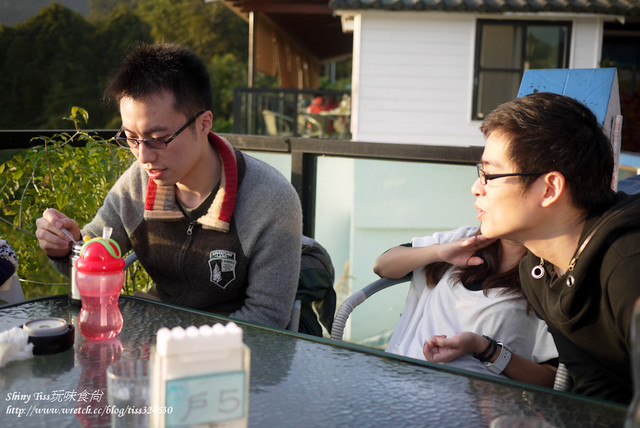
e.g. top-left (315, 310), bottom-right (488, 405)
top-left (385, 226), bottom-right (558, 378)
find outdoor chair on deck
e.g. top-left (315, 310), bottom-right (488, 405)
top-left (299, 114), bottom-right (325, 138)
top-left (124, 235), bottom-right (336, 337)
top-left (330, 274), bottom-right (412, 343)
top-left (330, 273), bottom-right (571, 391)
top-left (262, 110), bottom-right (295, 137)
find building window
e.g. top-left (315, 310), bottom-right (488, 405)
top-left (473, 20), bottom-right (571, 120)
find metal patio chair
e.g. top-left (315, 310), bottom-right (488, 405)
top-left (330, 272), bottom-right (571, 391)
top-left (261, 110), bottom-right (294, 137)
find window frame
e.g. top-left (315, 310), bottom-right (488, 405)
top-left (472, 19), bottom-right (572, 120)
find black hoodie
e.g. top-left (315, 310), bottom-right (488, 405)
top-left (520, 192), bottom-right (640, 404)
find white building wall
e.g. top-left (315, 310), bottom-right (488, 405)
top-left (352, 11), bottom-right (480, 146)
top-left (349, 11), bottom-right (613, 147)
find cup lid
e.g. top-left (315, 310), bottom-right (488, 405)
top-left (22, 318), bottom-right (75, 355)
top-left (76, 238), bottom-right (125, 272)
top-left (23, 318), bottom-right (68, 337)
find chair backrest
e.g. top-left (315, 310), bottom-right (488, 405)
top-left (301, 114), bottom-right (324, 138)
top-left (330, 275), bottom-right (411, 342)
top-left (308, 113), bottom-right (332, 137)
top-left (261, 110), bottom-right (294, 136)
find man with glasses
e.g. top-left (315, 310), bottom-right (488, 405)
top-left (35, 43), bottom-right (302, 329)
top-left (473, 91), bottom-right (640, 404)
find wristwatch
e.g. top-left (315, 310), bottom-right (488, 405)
top-left (483, 341), bottom-right (512, 374)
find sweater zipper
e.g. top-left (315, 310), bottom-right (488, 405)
top-left (187, 221), bottom-right (196, 236)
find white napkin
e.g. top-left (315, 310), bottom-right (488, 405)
top-left (0, 327), bottom-right (34, 368)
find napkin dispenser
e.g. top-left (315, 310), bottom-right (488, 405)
top-left (150, 322), bottom-right (250, 428)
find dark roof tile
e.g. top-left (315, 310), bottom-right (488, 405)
top-left (330, 0), bottom-right (640, 14)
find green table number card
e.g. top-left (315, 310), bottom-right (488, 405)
top-left (165, 371), bottom-right (247, 427)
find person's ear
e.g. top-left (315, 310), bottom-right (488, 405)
top-left (199, 110), bottom-right (213, 134)
top-left (540, 171), bottom-right (566, 208)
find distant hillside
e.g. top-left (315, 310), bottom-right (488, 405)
top-left (0, 0), bottom-right (89, 26)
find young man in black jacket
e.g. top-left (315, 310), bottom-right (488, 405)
top-left (473, 91), bottom-right (640, 404)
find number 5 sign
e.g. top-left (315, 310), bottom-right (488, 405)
top-left (165, 371), bottom-right (247, 427)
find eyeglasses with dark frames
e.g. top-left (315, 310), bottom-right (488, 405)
top-left (114, 110), bottom-right (206, 150)
top-left (476, 163), bottom-right (544, 185)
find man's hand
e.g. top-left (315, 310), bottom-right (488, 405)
top-left (35, 208), bottom-right (80, 257)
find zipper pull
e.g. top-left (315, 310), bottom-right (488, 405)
top-left (187, 221), bottom-right (195, 236)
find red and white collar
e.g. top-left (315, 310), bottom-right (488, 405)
top-left (143, 132), bottom-right (238, 232)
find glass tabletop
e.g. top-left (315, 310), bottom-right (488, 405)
top-left (0, 295), bottom-right (626, 427)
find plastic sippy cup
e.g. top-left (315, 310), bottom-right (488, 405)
top-left (75, 230), bottom-right (125, 341)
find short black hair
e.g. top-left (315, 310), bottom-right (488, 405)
top-left (105, 42), bottom-right (212, 116)
top-left (481, 92), bottom-right (615, 211)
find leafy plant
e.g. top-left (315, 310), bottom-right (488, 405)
top-left (0, 107), bottom-right (152, 298)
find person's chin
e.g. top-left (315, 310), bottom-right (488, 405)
top-left (480, 223), bottom-right (514, 241)
top-left (151, 178), bottom-right (175, 187)
top-left (479, 223), bottom-right (497, 239)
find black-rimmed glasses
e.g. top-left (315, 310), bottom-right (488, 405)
top-left (114, 110), bottom-right (206, 150)
top-left (476, 163), bottom-right (544, 185)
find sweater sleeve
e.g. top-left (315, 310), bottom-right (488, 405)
top-left (230, 157), bottom-right (302, 328)
top-left (48, 162), bottom-right (142, 277)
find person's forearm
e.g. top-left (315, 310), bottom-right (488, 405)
top-left (502, 355), bottom-right (557, 387)
top-left (373, 245), bottom-right (441, 278)
top-left (474, 335), bottom-right (557, 387)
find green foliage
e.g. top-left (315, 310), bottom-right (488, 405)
top-left (0, 5), bottom-right (102, 128)
top-left (0, 3), bottom-right (149, 129)
top-left (0, 1), bottom-right (248, 131)
top-left (134, 0), bottom-right (247, 62)
top-left (318, 58), bottom-right (353, 91)
top-left (87, 0), bottom-right (137, 21)
top-left (210, 53), bottom-right (248, 132)
top-left (0, 107), bottom-right (152, 298)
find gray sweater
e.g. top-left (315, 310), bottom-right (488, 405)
top-left (55, 133), bottom-right (302, 329)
